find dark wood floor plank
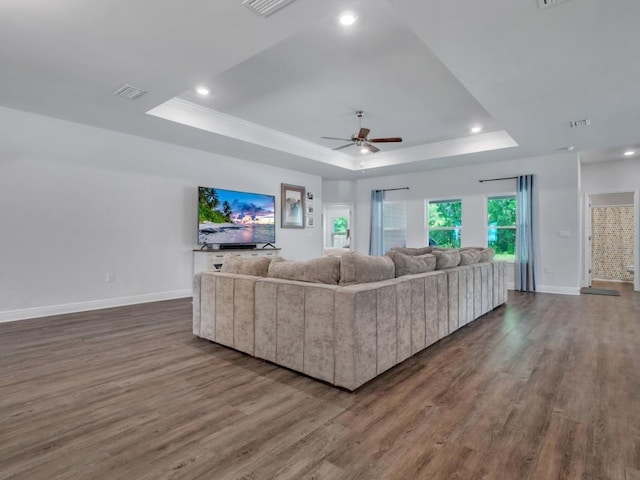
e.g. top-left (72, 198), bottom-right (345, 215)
top-left (1, 282), bottom-right (639, 479)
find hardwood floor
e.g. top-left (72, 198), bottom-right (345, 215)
top-left (1, 282), bottom-right (639, 479)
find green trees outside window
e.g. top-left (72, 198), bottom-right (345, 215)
top-left (428, 200), bottom-right (461, 248)
top-left (488, 196), bottom-right (516, 261)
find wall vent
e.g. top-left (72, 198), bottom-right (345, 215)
top-left (113, 84), bottom-right (147, 100)
top-left (570, 118), bottom-right (591, 128)
top-left (241, 0), bottom-right (296, 17)
top-left (538, 0), bottom-right (571, 8)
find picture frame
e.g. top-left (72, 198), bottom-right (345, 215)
top-left (306, 216), bottom-right (315, 228)
top-left (306, 191), bottom-right (315, 201)
top-left (305, 202), bottom-right (315, 215)
top-left (281, 183), bottom-right (306, 228)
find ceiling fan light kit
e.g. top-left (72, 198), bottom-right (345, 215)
top-left (321, 111), bottom-right (402, 154)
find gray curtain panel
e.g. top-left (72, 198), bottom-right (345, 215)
top-left (369, 189), bottom-right (385, 255)
top-left (515, 174), bottom-right (537, 291)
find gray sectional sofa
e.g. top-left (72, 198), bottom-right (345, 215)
top-left (192, 251), bottom-right (508, 391)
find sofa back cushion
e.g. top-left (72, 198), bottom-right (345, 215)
top-left (267, 256), bottom-right (341, 285)
top-left (433, 250), bottom-right (461, 270)
top-left (459, 249), bottom-right (481, 266)
top-left (461, 247), bottom-right (495, 263)
top-left (339, 252), bottom-right (395, 285)
top-left (387, 251), bottom-right (436, 277)
top-left (388, 246), bottom-right (432, 256)
top-left (221, 255), bottom-right (272, 277)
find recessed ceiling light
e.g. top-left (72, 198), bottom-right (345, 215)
top-left (470, 126), bottom-right (483, 134)
top-left (196, 86), bottom-right (210, 96)
top-left (624, 150), bottom-right (635, 156)
top-left (339, 12), bottom-right (358, 25)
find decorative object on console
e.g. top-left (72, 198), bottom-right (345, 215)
top-left (281, 183), bottom-right (305, 228)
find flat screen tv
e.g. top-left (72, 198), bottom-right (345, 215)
top-left (198, 187), bottom-right (275, 246)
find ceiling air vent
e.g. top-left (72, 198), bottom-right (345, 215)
top-left (570, 118), bottom-right (591, 128)
top-left (113, 84), bottom-right (147, 100)
top-left (241, 0), bottom-right (296, 17)
top-left (538, 0), bottom-right (571, 8)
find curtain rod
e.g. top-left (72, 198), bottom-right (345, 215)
top-left (377, 187), bottom-right (409, 192)
top-left (478, 175), bottom-right (531, 183)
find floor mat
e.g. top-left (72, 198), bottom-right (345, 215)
top-left (580, 287), bottom-right (621, 296)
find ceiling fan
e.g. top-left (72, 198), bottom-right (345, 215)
top-left (322, 111), bottom-right (403, 153)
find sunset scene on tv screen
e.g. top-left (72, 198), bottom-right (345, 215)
top-left (198, 187), bottom-right (275, 244)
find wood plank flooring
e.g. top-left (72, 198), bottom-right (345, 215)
top-left (1, 282), bottom-right (639, 479)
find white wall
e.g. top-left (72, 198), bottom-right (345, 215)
top-left (581, 159), bottom-right (640, 290)
top-left (0, 106), bottom-right (323, 321)
top-left (324, 153), bottom-right (581, 294)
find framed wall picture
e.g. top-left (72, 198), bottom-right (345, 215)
top-left (281, 183), bottom-right (305, 228)
top-left (306, 191), bottom-right (315, 201)
top-left (306, 216), bottom-right (315, 228)
top-left (305, 202), bottom-right (315, 215)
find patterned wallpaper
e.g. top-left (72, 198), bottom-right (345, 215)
top-left (591, 205), bottom-right (635, 281)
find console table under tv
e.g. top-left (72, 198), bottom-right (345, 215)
top-left (193, 248), bottom-right (281, 275)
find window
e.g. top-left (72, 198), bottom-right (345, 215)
top-left (383, 201), bottom-right (406, 250)
top-left (487, 196), bottom-right (516, 261)
top-left (428, 199), bottom-right (461, 248)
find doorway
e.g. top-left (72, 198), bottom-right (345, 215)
top-left (586, 192), bottom-right (636, 287)
top-left (323, 204), bottom-right (352, 255)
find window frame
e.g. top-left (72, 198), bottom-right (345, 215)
top-left (487, 194), bottom-right (517, 262)
top-left (427, 198), bottom-right (462, 248)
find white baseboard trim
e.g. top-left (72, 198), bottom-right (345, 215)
top-left (0, 289), bottom-right (192, 323)
top-left (535, 285), bottom-right (581, 296)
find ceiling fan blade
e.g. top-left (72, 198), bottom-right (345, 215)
top-left (369, 137), bottom-right (403, 143)
top-left (321, 136), bottom-right (353, 141)
top-left (363, 143), bottom-right (380, 153)
top-left (357, 128), bottom-right (370, 139)
top-left (333, 142), bottom-right (356, 151)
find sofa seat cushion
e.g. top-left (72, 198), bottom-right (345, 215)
top-left (221, 254), bottom-right (272, 277)
top-left (339, 252), bottom-right (395, 285)
top-left (267, 256), bottom-right (341, 285)
top-left (433, 250), bottom-right (461, 270)
top-left (387, 251), bottom-right (436, 277)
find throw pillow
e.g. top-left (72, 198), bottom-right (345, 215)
top-left (339, 252), bottom-right (395, 285)
top-left (388, 246), bottom-right (432, 256)
top-left (267, 256), bottom-right (341, 285)
top-left (387, 251), bottom-right (436, 277)
top-left (221, 255), bottom-right (272, 277)
top-left (432, 250), bottom-right (461, 270)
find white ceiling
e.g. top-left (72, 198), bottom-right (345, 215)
top-left (1, 0), bottom-right (638, 179)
